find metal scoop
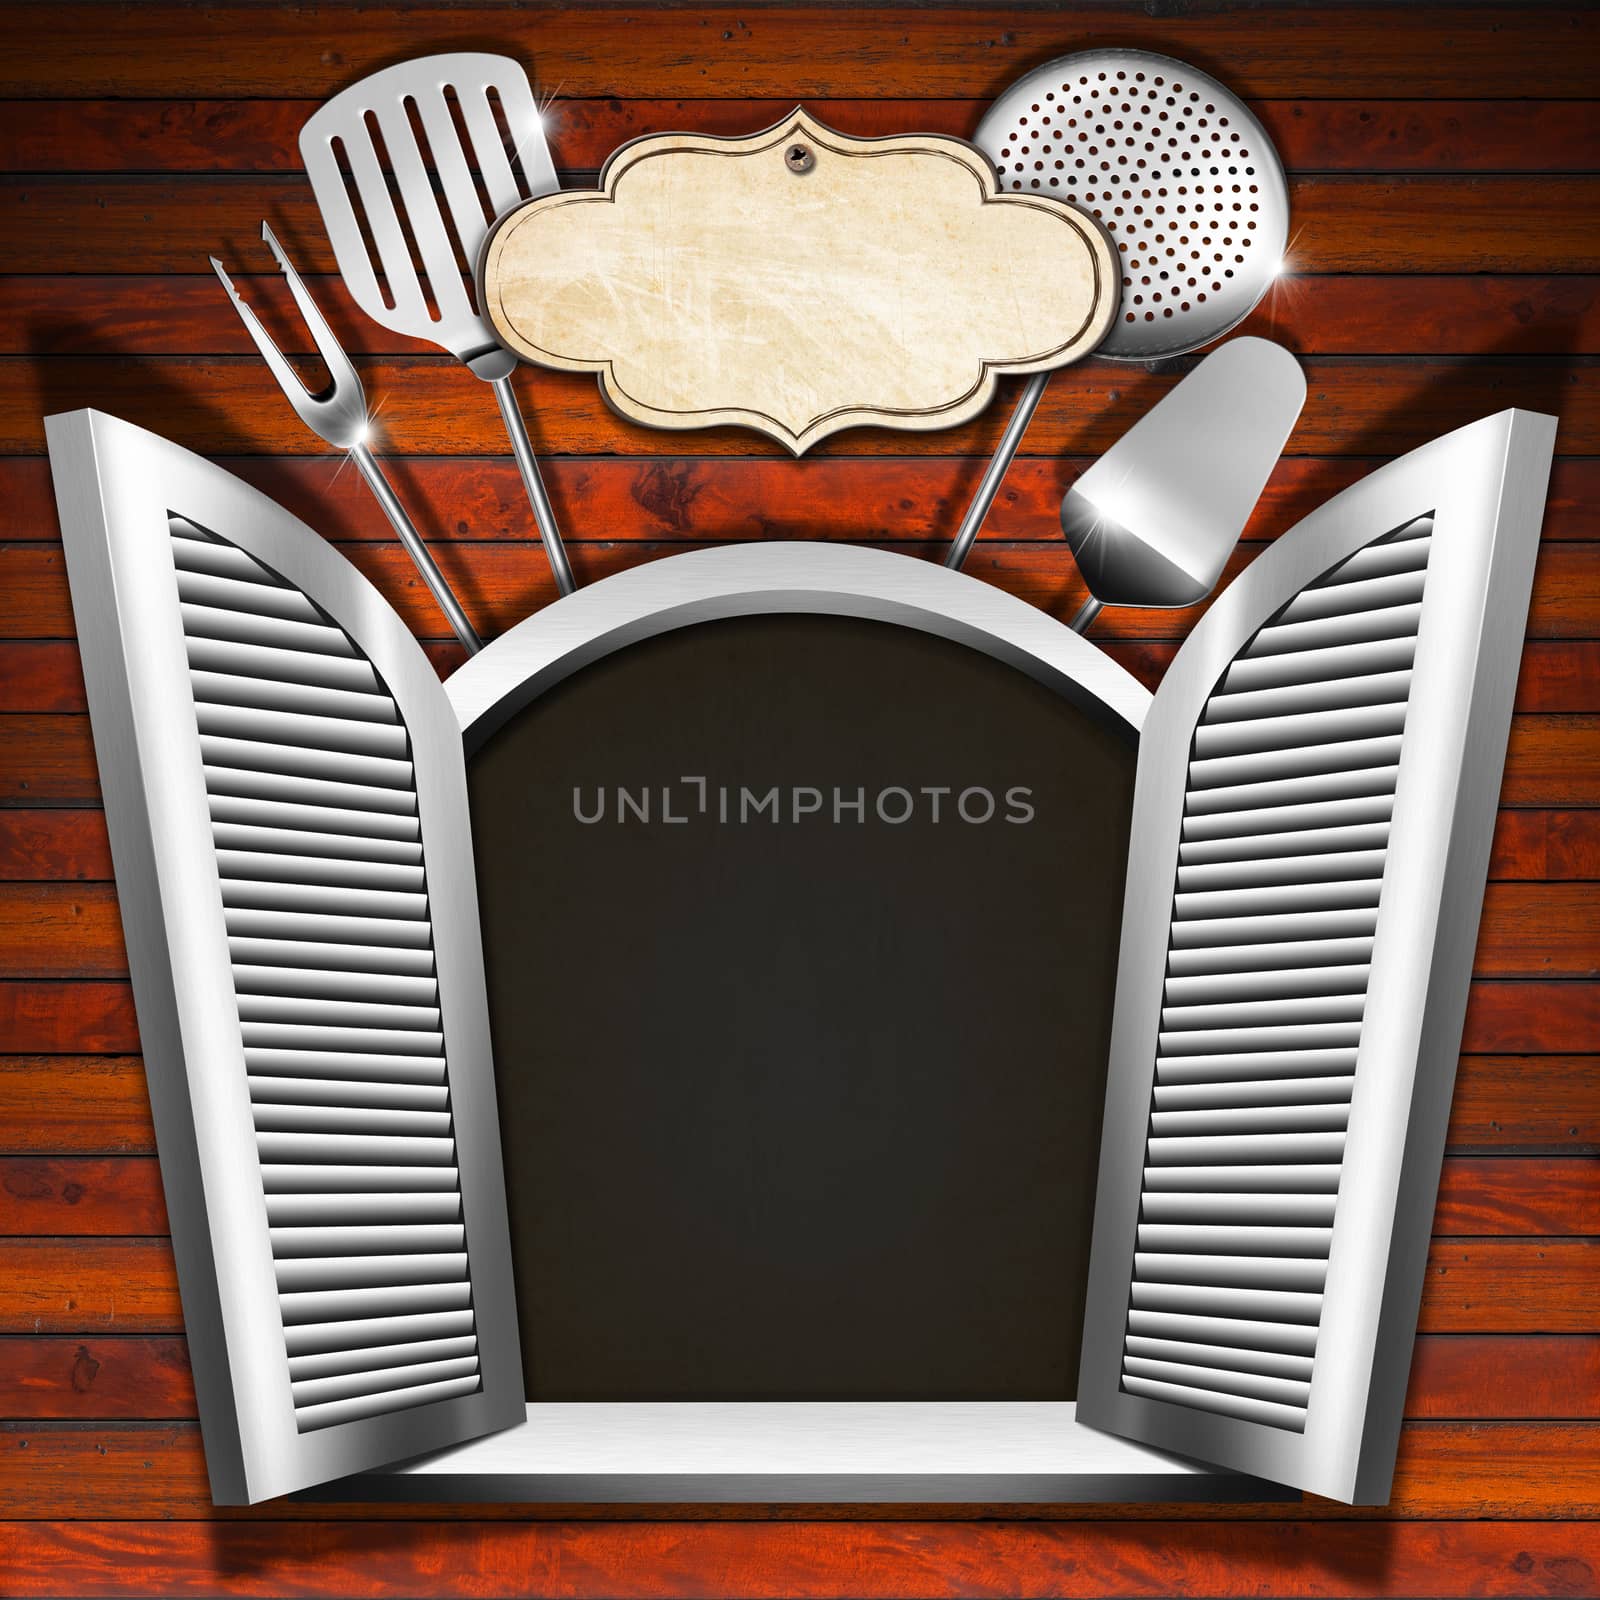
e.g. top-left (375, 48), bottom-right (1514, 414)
top-left (1059, 336), bottom-right (1306, 630)
top-left (946, 47), bottom-right (1291, 572)
top-left (299, 53), bottom-right (576, 595)
top-left (211, 222), bottom-right (483, 654)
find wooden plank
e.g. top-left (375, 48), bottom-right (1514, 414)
top-left (6, 454), bottom-right (1598, 546)
top-left (8, 355), bottom-right (1594, 459)
top-left (0, 807), bottom-right (1554, 880)
top-left (6, 707), bottom-right (1597, 808)
top-left (1, 1236), bottom-right (1588, 1336)
top-left (1459, 983), bottom-right (1600, 1054)
top-left (7, 175), bottom-right (1599, 276)
top-left (7, 98), bottom-right (1599, 177)
top-left (3, 539), bottom-right (1597, 643)
top-left (3, 635), bottom-right (1596, 723)
top-left (1432, 1158), bottom-right (1599, 1238)
top-left (3, 804), bottom-right (1595, 891)
top-left (5, 1332), bottom-right (1590, 1425)
top-left (0, 1053), bottom-right (1594, 1161)
top-left (7, 1519), bottom-right (1600, 1595)
top-left (9, 271), bottom-right (1599, 362)
top-left (0, 880), bottom-right (1593, 983)
top-left (0, 1337), bottom-right (193, 1421)
top-left (1, 5), bottom-right (1591, 98)
top-left (5, 1154), bottom-right (1586, 1241)
top-left (0, 1158), bottom-right (167, 1235)
top-left (0, 1059), bottom-right (152, 1154)
top-left (12, 270), bottom-right (1595, 361)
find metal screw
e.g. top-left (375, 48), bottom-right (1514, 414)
top-left (785, 142), bottom-right (815, 174)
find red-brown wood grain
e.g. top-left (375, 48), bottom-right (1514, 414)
top-left (3, 1156), bottom-right (1589, 1242)
top-left (1, 5), bottom-right (1591, 98)
top-left (3, 805), bottom-right (1595, 887)
top-left (6, 1334), bottom-right (1593, 1426)
top-left (4, 1518), bottom-right (1597, 1597)
top-left (0, 0), bottom-right (1594, 1588)
top-left (8, 355), bottom-right (1599, 457)
top-left (1, 1237), bottom-right (1590, 1338)
top-left (10, 272), bottom-right (1597, 359)
top-left (6, 456), bottom-right (1600, 545)
top-left (2, 1053), bottom-right (1592, 1159)
top-left (6, 98), bottom-right (1599, 177)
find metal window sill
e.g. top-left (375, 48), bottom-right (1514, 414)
top-left (306, 1402), bottom-right (1292, 1503)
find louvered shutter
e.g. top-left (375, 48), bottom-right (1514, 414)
top-left (1076, 410), bottom-right (1556, 1504)
top-left (48, 411), bottom-right (522, 1504)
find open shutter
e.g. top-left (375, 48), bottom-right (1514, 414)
top-left (1076, 409), bottom-right (1557, 1504)
top-left (47, 410), bottom-right (523, 1504)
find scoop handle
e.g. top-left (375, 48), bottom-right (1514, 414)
top-left (944, 372), bottom-right (1050, 573)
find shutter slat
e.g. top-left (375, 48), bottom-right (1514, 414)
top-left (239, 993), bottom-right (440, 1029)
top-left (1218, 634), bottom-right (1416, 695)
top-left (1138, 1193), bottom-right (1338, 1225)
top-left (255, 1131), bottom-right (456, 1166)
top-left (278, 1280), bottom-right (472, 1326)
top-left (177, 568), bottom-right (328, 623)
top-left (281, 1307), bottom-right (477, 1357)
top-left (293, 1373), bottom-right (482, 1433)
top-left (1169, 910), bottom-right (1377, 951)
top-left (1173, 881), bottom-right (1382, 921)
top-left (261, 1163), bottom-right (461, 1194)
top-left (1125, 1308), bottom-right (1319, 1356)
top-left (190, 668), bottom-right (399, 724)
top-left (1192, 703), bottom-right (1407, 760)
top-left (221, 879), bottom-right (429, 919)
top-left (203, 764), bottom-right (419, 816)
top-left (201, 734), bottom-right (413, 791)
top-left (233, 965), bottom-right (438, 1005)
top-left (181, 601), bottom-right (358, 657)
top-left (1181, 792), bottom-right (1394, 844)
top-left (1183, 763), bottom-right (1401, 818)
top-left (291, 1354), bottom-right (480, 1410)
top-left (1167, 940), bottom-right (1374, 979)
top-left (243, 1049), bottom-right (447, 1084)
top-left (187, 634), bottom-right (380, 693)
top-left (286, 1333), bottom-right (478, 1380)
top-left (269, 1224), bottom-right (466, 1258)
top-left (1121, 1373), bottom-right (1308, 1431)
top-left (248, 1074), bottom-right (449, 1111)
top-left (1128, 1282), bottom-right (1324, 1324)
top-left (1153, 1048), bottom-right (1360, 1086)
top-left (1273, 569), bottom-right (1426, 623)
top-left (1153, 1074), bottom-right (1357, 1112)
top-left (1123, 1355), bottom-right (1312, 1408)
top-left (252, 1103), bottom-right (454, 1138)
top-left (1137, 1225), bottom-right (1334, 1257)
top-left (1163, 966), bottom-right (1371, 1005)
top-left (225, 908), bottom-right (434, 949)
top-left (1134, 1252), bottom-right (1329, 1292)
top-left (1149, 1103), bottom-right (1351, 1138)
top-left (275, 1251), bottom-right (469, 1293)
top-left (216, 849), bottom-right (425, 892)
top-left (210, 793), bottom-right (419, 842)
top-left (1202, 672), bottom-right (1412, 728)
top-left (1146, 1131), bottom-right (1348, 1165)
top-left (1155, 1023), bottom-right (1364, 1057)
top-left (240, 1021), bottom-right (443, 1055)
top-left (196, 701), bottom-right (409, 759)
top-left (1159, 995), bottom-right (1365, 1031)
top-left (1123, 1335), bottom-right (1315, 1381)
top-left (1178, 850), bottom-right (1389, 892)
top-left (1142, 1164), bottom-right (1344, 1194)
top-left (230, 939), bottom-right (434, 978)
top-left (1247, 601), bottom-right (1423, 658)
top-left (266, 1193), bottom-right (462, 1227)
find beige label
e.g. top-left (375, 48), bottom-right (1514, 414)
top-left (482, 109), bottom-right (1117, 454)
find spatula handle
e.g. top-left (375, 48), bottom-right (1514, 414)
top-left (944, 371), bottom-right (1050, 573)
top-left (492, 375), bottom-right (577, 598)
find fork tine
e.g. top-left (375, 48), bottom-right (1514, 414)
top-left (260, 223), bottom-right (366, 411)
top-left (209, 234), bottom-right (368, 451)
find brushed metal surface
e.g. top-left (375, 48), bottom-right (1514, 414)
top-left (1076, 409), bottom-right (1557, 1503)
top-left (47, 410), bottom-right (525, 1505)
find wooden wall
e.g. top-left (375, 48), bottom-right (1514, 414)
top-left (0, 3), bottom-right (1596, 1594)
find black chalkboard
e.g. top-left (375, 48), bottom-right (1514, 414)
top-left (468, 614), bottom-right (1136, 1401)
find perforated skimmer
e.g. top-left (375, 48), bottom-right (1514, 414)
top-left (946, 48), bottom-right (1290, 569)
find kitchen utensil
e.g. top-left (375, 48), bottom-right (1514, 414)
top-left (1059, 335), bottom-right (1305, 630)
top-left (211, 222), bottom-right (484, 654)
top-left (946, 47), bottom-right (1291, 571)
top-left (298, 53), bottom-right (576, 596)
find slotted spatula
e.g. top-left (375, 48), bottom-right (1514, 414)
top-left (300, 53), bottom-right (576, 595)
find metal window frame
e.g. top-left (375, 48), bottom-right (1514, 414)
top-left (1075, 409), bottom-right (1557, 1504)
top-left (47, 410), bottom-right (525, 1505)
